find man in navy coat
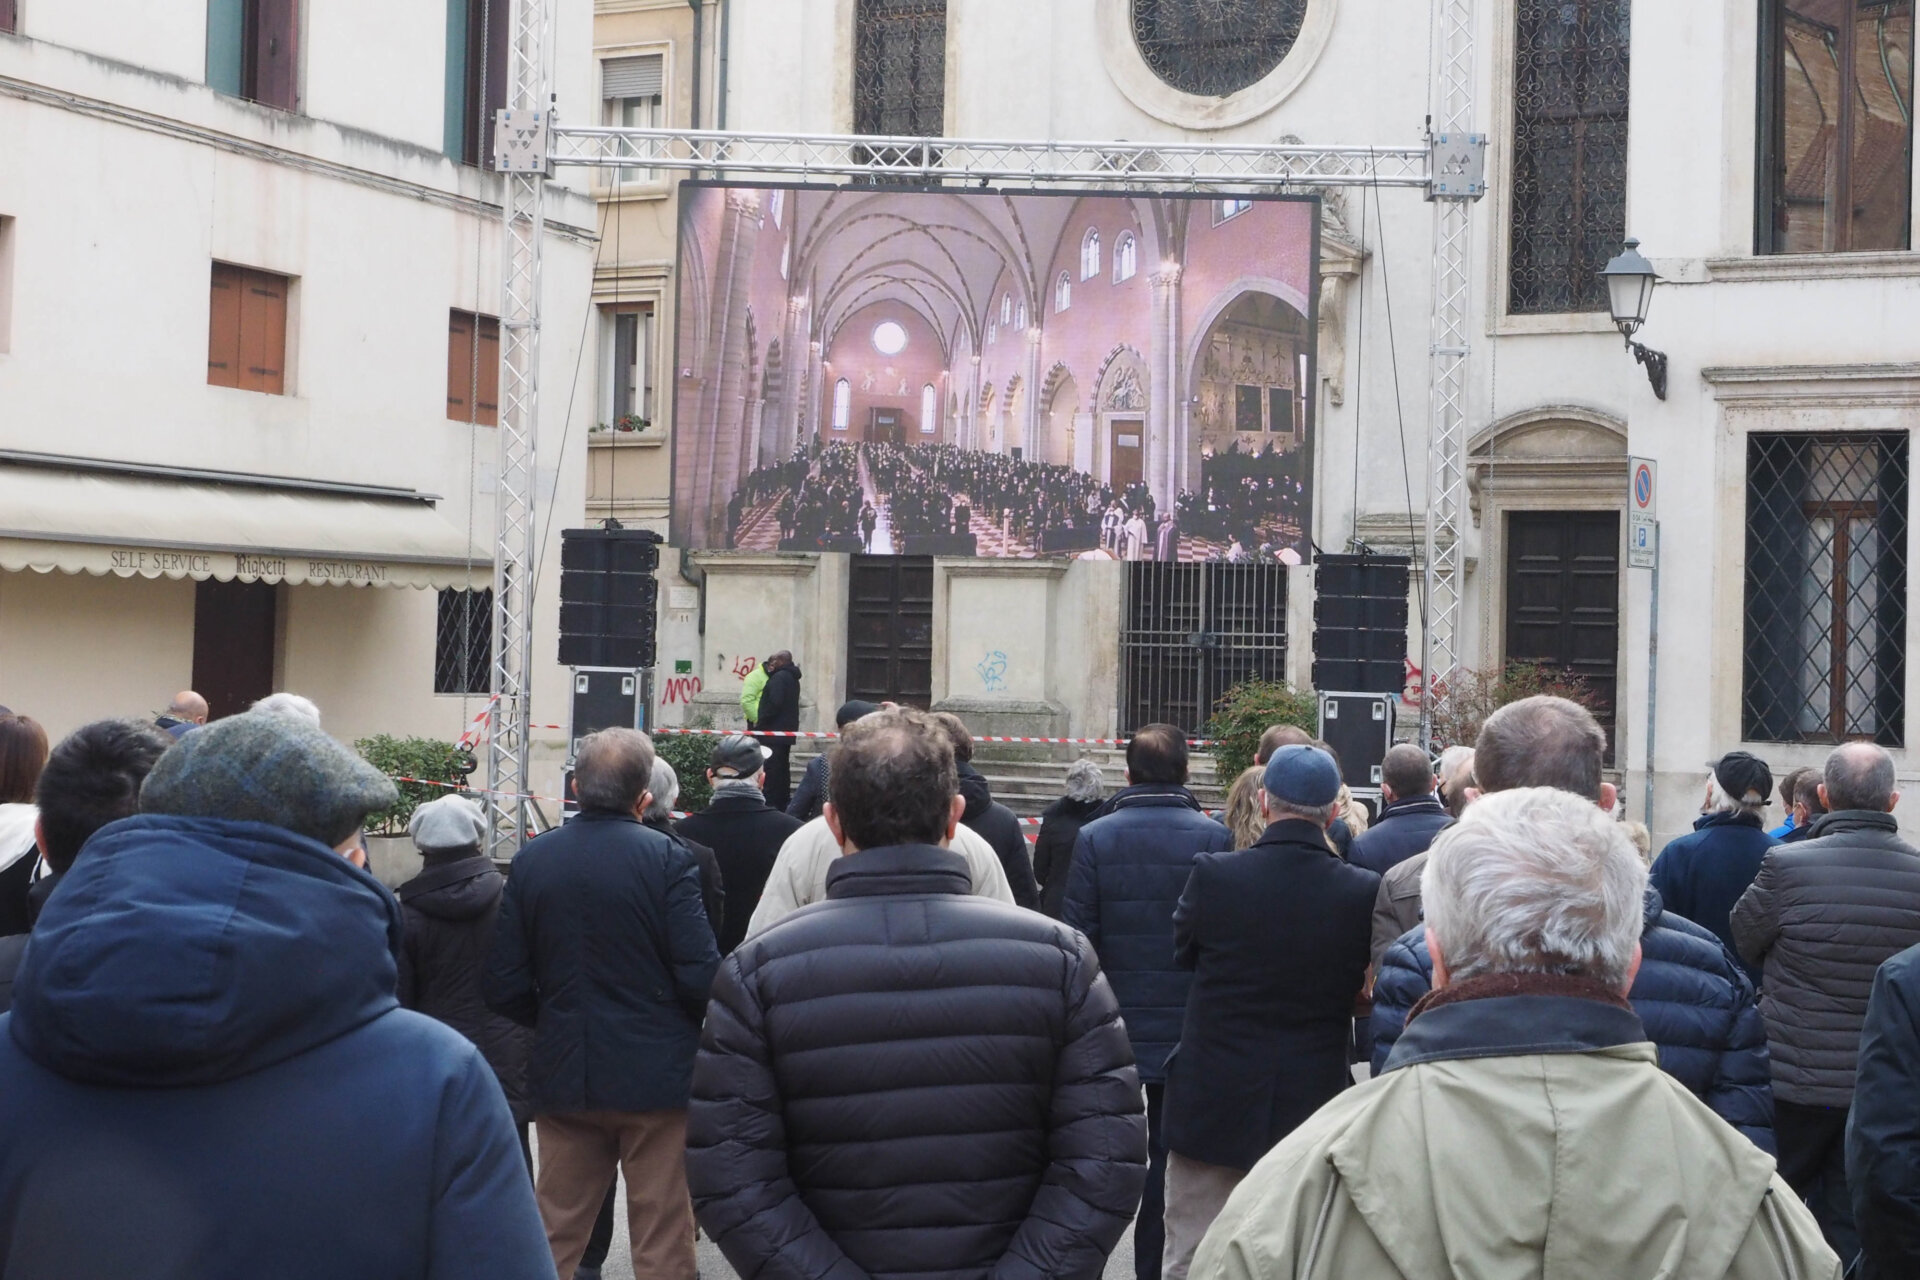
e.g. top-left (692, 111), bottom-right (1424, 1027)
top-left (1158, 745), bottom-right (1378, 1280)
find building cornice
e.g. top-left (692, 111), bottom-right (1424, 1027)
top-left (1705, 252), bottom-right (1920, 283)
top-left (1700, 363), bottom-right (1920, 408)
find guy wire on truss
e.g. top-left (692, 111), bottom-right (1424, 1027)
top-left (485, 0), bottom-right (1484, 854)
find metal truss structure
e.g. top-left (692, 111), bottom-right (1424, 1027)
top-left (484, 0), bottom-right (551, 860)
top-left (1422, 0), bottom-right (1483, 747)
top-left (485, 0), bottom-right (1482, 844)
top-left (547, 125), bottom-right (1431, 189)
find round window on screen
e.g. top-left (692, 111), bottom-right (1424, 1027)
top-left (872, 321), bottom-right (908, 356)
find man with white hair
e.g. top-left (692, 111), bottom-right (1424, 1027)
top-left (1651, 750), bottom-right (1778, 983)
top-left (1190, 788), bottom-right (1839, 1280)
top-left (641, 757), bottom-right (724, 942)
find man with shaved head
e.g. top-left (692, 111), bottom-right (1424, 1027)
top-left (155, 690), bottom-right (208, 739)
top-left (1734, 741), bottom-right (1920, 1263)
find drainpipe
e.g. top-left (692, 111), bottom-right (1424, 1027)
top-left (687, 0), bottom-right (704, 133)
top-left (717, 0), bottom-right (731, 130)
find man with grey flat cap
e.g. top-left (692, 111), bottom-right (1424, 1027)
top-left (1158, 744), bottom-right (1380, 1280)
top-left (0, 710), bottom-right (551, 1279)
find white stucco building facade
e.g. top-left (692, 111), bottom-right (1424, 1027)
top-left (669, 0), bottom-right (1920, 842)
top-left (0, 0), bottom-right (597, 786)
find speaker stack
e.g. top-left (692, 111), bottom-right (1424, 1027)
top-left (1311, 554), bottom-right (1411, 695)
top-left (558, 527), bottom-right (662, 669)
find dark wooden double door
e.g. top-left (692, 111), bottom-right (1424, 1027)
top-left (191, 579), bottom-right (279, 720)
top-left (1506, 511), bottom-right (1620, 747)
top-left (847, 555), bottom-right (933, 706)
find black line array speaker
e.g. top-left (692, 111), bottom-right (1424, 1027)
top-left (1312, 554), bottom-right (1411, 694)
top-left (558, 527), bottom-right (661, 669)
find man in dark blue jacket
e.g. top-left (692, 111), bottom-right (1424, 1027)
top-left (1650, 751), bottom-right (1777, 983)
top-left (1849, 942), bottom-right (1920, 1279)
top-left (1065, 723), bottom-right (1231, 1280)
top-left (487, 728), bottom-right (720, 1280)
top-left (1347, 744), bottom-right (1451, 876)
top-left (0, 709), bottom-right (551, 1280)
top-left (1367, 697), bottom-right (1775, 1152)
top-left (1159, 745), bottom-right (1378, 1280)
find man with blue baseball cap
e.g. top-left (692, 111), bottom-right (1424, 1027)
top-left (1157, 745), bottom-right (1381, 1280)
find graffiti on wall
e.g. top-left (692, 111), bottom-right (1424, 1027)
top-left (976, 650), bottom-right (1009, 692)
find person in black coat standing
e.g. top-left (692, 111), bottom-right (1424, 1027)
top-left (1849, 941), bottom-right (1920, 1279)
top-left (1347, 744), bottom-right (1451, 876)
top-left (1032, 759), bottom-right (1106, 919)
top-left (676, 733), bottom-right (803, 953)
top-left (1159, 745), bottom-right (1379, 1280)
top-left (786, 700), bottom-right (879, 822)
top-left (398, 796), bottom-right (534, 1139)
top-left (485, 728), bottom-right (720, 1280)
top-left (937, 711), bottom-right (1041, 910)
top-left (755, 650), bottom-right (802, 811)
top-left (686, 707), bottom-right (1148, 1280)
top-left (643, 758), bottom-right (724, 940)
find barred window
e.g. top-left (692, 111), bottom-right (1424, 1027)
top-left (1744, 433), bottom-right (1908, 746)
top-left (1508, 0), bottom-right (1630, 314)
top-left (435, 588), bottom-right (493, 696)
top-left (854, 0), bottom-right (946, 136)
top-left (1131, 0), bottom-right (1309, 97)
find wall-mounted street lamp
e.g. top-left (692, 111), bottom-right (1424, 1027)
top-left (1601, 238), bottom-right (1667, 400)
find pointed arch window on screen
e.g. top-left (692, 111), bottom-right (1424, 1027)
top-left (1016, 301), bottom-right (1029, 330)
top-left (1114, 232), bottom-right (1138, 282)
top-left (833, 378), bottom-right (851, 429)
top-left (988, 318), bottom-right (998, 345)
top-left (1080, 228), bottom-right (1101, 280)
top-left (920, 383), bottom-right (937, 433)
top-left (1055, 271), bottom-right (1072, 313)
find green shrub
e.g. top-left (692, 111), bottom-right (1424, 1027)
top-left (1427, 661), bottom-right (1601, 750)
top-left (1205, 680), bottom-right (1320, 781)
top-left (654, 716), bottom-right (716, 814)
top-left (355, 734), bottom-right (473, 835)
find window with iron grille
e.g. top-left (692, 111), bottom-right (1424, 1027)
top-left (1121, 563), bottom-right (1288, 734)
top-left (1507, 0), bottom-right (1629, 314)
top-left (854, 0), bottom-right (946, 137)
top-left (436, 588), bottom-right (493, 696)
top-left (1131, 0), bottom-right (1308, 97)
top-left (1756, 1), bottom-right (1914, 254)
top-left (1744, 433), bottom-right (1908, 746)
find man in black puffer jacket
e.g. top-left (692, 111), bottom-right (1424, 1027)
top-left (1368, 695), bottom-right (1776, 1153)
top-left (1733, 742), bottom-right (1920, 1263)
top-left (688, 707), bottom-right (1148, 1280)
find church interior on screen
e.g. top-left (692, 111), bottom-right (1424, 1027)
top-left (672, 185), bottom-right (1319, 564)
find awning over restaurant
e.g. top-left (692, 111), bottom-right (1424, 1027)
top-left (0, 457), bottom-right (492, 590)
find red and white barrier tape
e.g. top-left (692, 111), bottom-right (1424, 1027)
top-left (649, 726), bottom-right (1219, 748)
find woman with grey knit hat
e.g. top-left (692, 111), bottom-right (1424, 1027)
top-left (397, 795), bottom-right (534, 1141)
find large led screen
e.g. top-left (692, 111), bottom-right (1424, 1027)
top-left (671, 183), bottom-right (1319, 563)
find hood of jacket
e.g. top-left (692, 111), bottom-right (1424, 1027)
top-left (398, 854), bottom-right (504, 922)
top-left (1334, 992), bottom-right (1784, 1279)
top-left (9, 814), bottom-right (402, 1088)
top-left (1804, 808), bottom-right (1901, 840)
top-left (824, 843), bottom-right (972, 899)
top-left (958, 763), bottom-right (994, 822)
top-left (1692, 809), bottom-right (1766, 834)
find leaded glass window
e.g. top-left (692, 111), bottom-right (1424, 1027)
top-left (854, 0), bottom-right (946, 136)
top-left (1507, 0), bottom-right (1630, 314)
top-left (1744, 432), bottom-right (1908, 745)
top-left (1131, 0), bottom-right (1309, 97)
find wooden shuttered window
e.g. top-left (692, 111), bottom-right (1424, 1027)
top-left (207, 0), bottom-right (299, 111)
top-left (208, 262), bottom-right (288, 395)
top-left (0, 1), bottom-right (18, 35)
top-left (447, 309), bottom-right (500, 426)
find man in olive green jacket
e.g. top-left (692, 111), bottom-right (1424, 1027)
top-left (1193, 787), bottom-right (1837, 1280)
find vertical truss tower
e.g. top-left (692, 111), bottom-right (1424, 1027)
top-left (486, 0), bottom-right (550, 859)
top-left (1421, 0), bottom-right (1482, 745)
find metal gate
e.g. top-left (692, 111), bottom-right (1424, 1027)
top-left (1120, 563), bottom-right (1289, 735)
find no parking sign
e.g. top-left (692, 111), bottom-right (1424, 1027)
top-left (1629, 457), bottom-right (1657, 568)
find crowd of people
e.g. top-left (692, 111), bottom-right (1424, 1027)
top-left (722, 436), bottom-right (1312, 560)
top-left (9, 683), bottom-right (1920, 1278)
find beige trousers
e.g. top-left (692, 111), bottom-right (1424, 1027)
top-left (1161, 1150), bottom-right (1249, 1280)
top-left (534, 1109), bottom-right (696, 1280)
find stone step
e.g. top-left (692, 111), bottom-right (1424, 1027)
top-left (788, 745), bottom-right (1228, 822)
